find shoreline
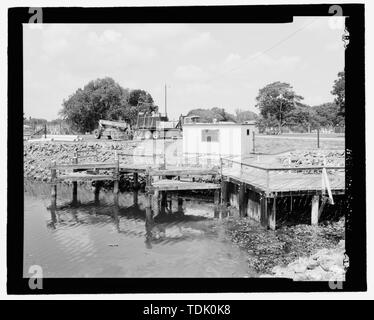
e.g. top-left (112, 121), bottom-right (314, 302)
top-left (225, 217), bottom-right (346, 281)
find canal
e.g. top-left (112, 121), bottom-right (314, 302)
top-left (24, 181), bottom-right (252, 278)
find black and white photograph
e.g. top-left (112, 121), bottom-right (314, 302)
top-left (4, 1), bottom-right (370, 300)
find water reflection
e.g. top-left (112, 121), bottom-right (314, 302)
top-left (46, 186), bottom-right (214, 250)
top-left (24, 181), bottom-right (250, 278)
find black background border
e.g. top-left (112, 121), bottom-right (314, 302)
top-left (8, 4), bottom-right (366, 294)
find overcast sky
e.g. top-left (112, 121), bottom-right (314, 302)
top-left (23, 18), bottom-right (345, 121)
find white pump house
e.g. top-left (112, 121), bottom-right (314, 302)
top-left (182, 121), bottom-right (256, 164)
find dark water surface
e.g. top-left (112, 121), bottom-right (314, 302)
top-left (24, 181), bottom-right (251, 278)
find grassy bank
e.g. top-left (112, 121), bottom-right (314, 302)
top-left (255, 135), bottom-right (345, 154)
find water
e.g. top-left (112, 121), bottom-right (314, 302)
top-left (24, 181), bottom-right (251, 278)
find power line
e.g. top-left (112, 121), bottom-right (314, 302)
top-left (203, 19), bottom-right (317, 84)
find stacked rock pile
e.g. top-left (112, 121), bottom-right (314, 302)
top-left (270, 240), bottom-right (346, 281)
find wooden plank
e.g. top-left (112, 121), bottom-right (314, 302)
top-left (54, 162), bottom-right (117, 170)
top-left (147, 180), bottom-right (220, 191)
top-left (58, 174), bottom-right (114, 181)
top-left (224, 170), bottom-right (345, 195)
top-left (148, 168), bottom-right (219, 176)
top-left (119, 167), bottom-right (147, 173)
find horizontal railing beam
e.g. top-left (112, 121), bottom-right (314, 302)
top-left (221, 158), bottom-right (344, 172)
top-left (148, 169), bottom-right (219, 177)
top-left (53, 163), bottom-right (117, 170)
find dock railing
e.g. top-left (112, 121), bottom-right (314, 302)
top-left (220, 157), bottom-right (345, 195)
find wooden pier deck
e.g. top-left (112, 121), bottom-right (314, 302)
top-left (49, 151), bottom-right (345, 231)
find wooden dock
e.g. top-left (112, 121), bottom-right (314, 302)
top-left (49, 150), bottom-right (345, 231)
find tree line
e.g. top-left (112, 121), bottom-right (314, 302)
top-left (42, 71), bottom-right (344, 134)
top-left (186, 71), bottom-right (345, 133)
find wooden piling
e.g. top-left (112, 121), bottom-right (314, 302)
top-left (153, 190), bottom-right (160, 216)
top-left (221, 180), bottom-right (228, 206)
top-left (113, 153), bottom-right (119, 194)
top-left (72, 182), bottom-right (78, 205)
top-left (113, 193), bottom-right (120, 231)
top-left (238, 183), bottom-right (247, 217)
top-left (133, 189), bottom-right (138, 206)
top-left (94, 183), bottom-right (100, 204)
top-left (214, 189), bottom-right (220, 206)
top-left (72, 152), bottom-right (78, 203)
top-left (260, 195), bottom-right (268, 227)
top-left (268, 196), bottom-right (277, 230)
top-left (311, 195), bottom-right (319, 225)
top-left (177, 196), bottom-right (183, 213)
top-left (160, 191), bottom-right (167, 214)
top-left (133, 172), bottom-right (139, 189)
top-left (51, 161), bottom-right (57, 199)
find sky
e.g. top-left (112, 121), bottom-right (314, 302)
top-left (23, 18), bottom-right (345, 121)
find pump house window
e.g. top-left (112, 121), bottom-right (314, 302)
top-left (201, 129), bottom-right (219, 142)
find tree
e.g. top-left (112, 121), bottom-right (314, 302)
top-left (257, 115), bottom-right (279, 134)
top-left (311, 102), bottom-right (344, 128)
top-left (331, 71), bottom-right (345, 115)
top-left (60, 77), bottom-right (155, 132)
top-left (255, 82), bottom-right (304, 133)
top-left (285, 105), bottom-right (313, 132)
top-left (235, 109), bottom-right (258, 123)
top-left (187, 107), bottom-right (236, 123)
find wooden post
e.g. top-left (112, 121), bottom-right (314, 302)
top-left (113, 152), bottom-right (119, 194)
top-left (268, 196), bottom-right (276, 230)
top-left (153, 190), bottom-right (160, 216)
top-left (238, 183), bottom-right (247, 217)
top-left (160, 191), bottom-right (167, 214)
top-left (133, 172), bottom-right (139, 189)
top-left (214, 187), bottom-right (220, 205)
top-left (145, 194), bottom-right (153, 249)
top-left (317, 128), bottom-right (320, 148)
top-left (311, 195), bottom-right (319, 225)
top-left (51, 160), bottom-right (57, 200)
top-left (177, 196), bottom-right (183, 213)
top-left (260, 195), bottom-right (268, 227)
top-left (133, 189), bottom-right (138, 206)
top-left (113, 193), bottom-right (120, 232)
top-left (94, 183), bottom-right (100, 204)
top-left (72, 151), bottom-right (78, 203)
top-left (146, 166), bottom-right (152, 188)
top-left (221, 180), bottom-right (228, 206)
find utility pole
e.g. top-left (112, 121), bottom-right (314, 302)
top-left (164, 84), bottom-right (167, 117)
top-left (278, 101), bottom-right (282, 135)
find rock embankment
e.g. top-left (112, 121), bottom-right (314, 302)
top-left (278, 150), bottom-right (345, 168)
top-left (24, 141), bottom-right (146, 186)
top-left (271, 239), bottom-right (346, 281)
top-left (226, 217), bottom-right (345, 281)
